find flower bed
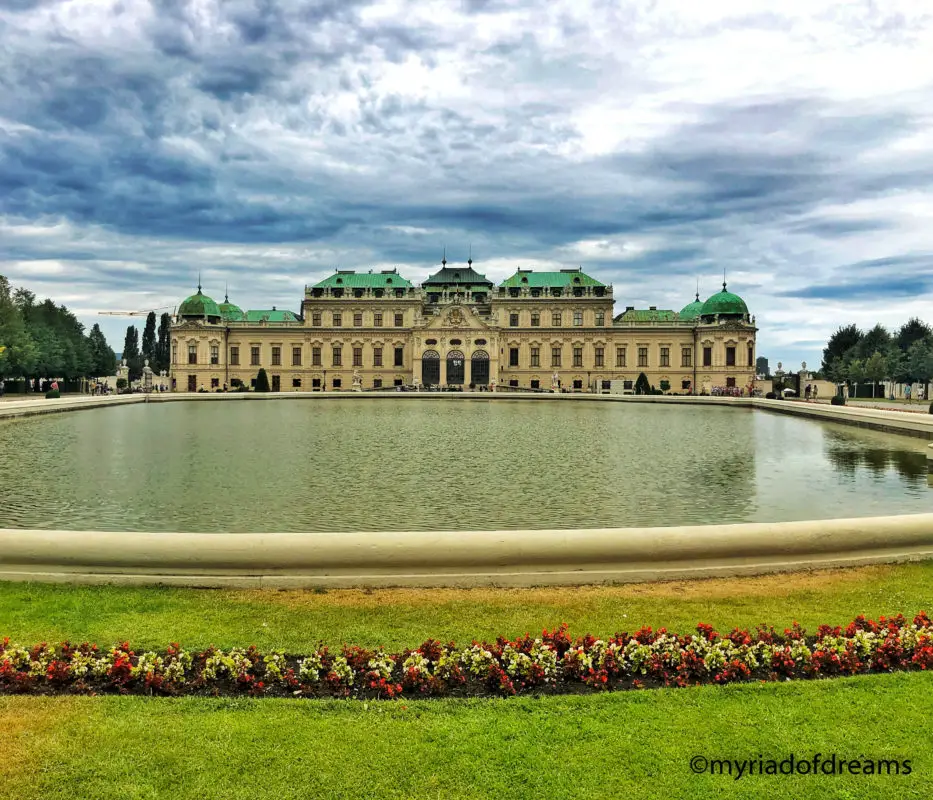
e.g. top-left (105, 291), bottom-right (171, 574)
top-left (2, 613), bottom-right (931, 700)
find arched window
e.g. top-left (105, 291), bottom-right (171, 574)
top-left (422, 349), bottom-right (440, 386)
top-left (446, 350), bottom-right (465, 385)
top-left (471, 350), bottom-right (490, 386)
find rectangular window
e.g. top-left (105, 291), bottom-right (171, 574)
top-left (551, 346), bottom-right (561, 367)
top-left (595, 347), bottom-right (604, 367)
top-left (660, 347), bottom-right (670, 367)
top-left (332, 313), bottom-right (342, 327)
top-left (312, 378), bottom-right (321, 388)
top-left (292, 378), bottom-right (301, 388)
top-left (616, 347), bottom-right (626, 368)
top-left (530, 347), bottom-right (540, 367)
top-left (509, 313), bottom-right (519, 327)
top-left (373, 347), bottom-right (383, 367)
top-left (333, 378), bottom-right (342, 388)
top-left (172, 343), bottom-right (177, 364)
top-left (552, 312), bottom-right (561, 327)
top-left (312, 312), bottom-right (321, 327)
top-left (509, 347), bottom-right (519, 367)
top-left (250, 346), bottom-right (260, 366)
top-left (509, 379), bottom-right (518, 387)
top-left (211, 378), bottom-right (219, 388)
top-left (573, 347), bottom-right (583, 367)
top-left (292, 347), bottom-right (301, 366)
top-left (726, 346), bottom-right (736, 367)
top-left (332, 346), bottom-right (342, 367)
top-left (188, 343), bottom-right (197, 365)
top-left (229, 346), bottom-right (239, 366)
top-left (595, 312), bottom-right (605, 326)
top-left (210, 344), bottom-right (219, 365)
top-left (394, 313), bottom-right (404, 327)
top-left (531, 379), bottom-right (540, 389)
top-left (748, 345), bottom-right (754, 367)
top-left (531, 312), bottom-right (540, 327)
top-left (638, 347), bottom-right (648, 368)
top-left (703, 346), bottom-right (712, 367)
top-left (681, 348), bottom-right (692, 367)
top-left (573, 311), bottom-right (583, 326)
top-left (353, 347), bottom-right (362, 367)
top-left (394, 346), bottom-right (404, 367)
top-left (353, 312), bottom-right (362, 327)
top-left (394, 378), bottom-right (403, 386)
top-left (373, 378), bottom-right (382, 389)
top-left (374, 312), bottom-right (383, 327)
top-left (271, 346), bottom-right (281, 366)
top-left (312, 347), bottom-right (321, 367)
top-left (726, 377), bottom-right (736, 388)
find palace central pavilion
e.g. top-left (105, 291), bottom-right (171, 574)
top-left (170, 259), bottom-right (757, 393)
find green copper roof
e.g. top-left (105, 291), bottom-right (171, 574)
top-left (313, 270), bottom-right (413, 289)
top-left (700, 284), bottom-right (748, 317)
top-left (219, 295), bottom-right (245, 321)
top-left (615, 308), bottom-right (678, 322)
top-left (679, 295), bottom-right (704, 321)
top-left (423, 263), bottom-right (493, 288)
top-left (243, 309), bottom-right (300, 323)
top-left (500, 269), bottom-right (605, 288)
top-left (178, 288), bottom-right (221, 319)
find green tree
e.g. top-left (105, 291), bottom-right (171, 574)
top-left (895, 318), bottom-right (933, 354)
top-left (885, 346), bottom-right (909, 386)
top-left (155, 313), bottom-right (171, 374)
top-left (0, 275), bottom-right (37, 380)
top-left (255, 367), bottom-right (270, 392)
top-left (847, 358), bottom-right (864, 398)
top-left (863, 351), bottom-right (886, 399)
top-left (634, 372), bottom-right (651, 395)
top-left (907, 340), bottom-right (933, 396)
top-left (755, 356), bottom-right (769, 378)
top-left (853, 324), bottom-right (891, 361)
top-left (142, 312), bottom-right (157, 368)
top-left (87, 323), bottom-right (116, 377)
top-left (123, 325), bottom-right (142, 382)
top-left (821, 324), bottom-right (862, 374)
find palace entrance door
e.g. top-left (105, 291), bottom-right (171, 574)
top-left (422, 350), bottom-right (440, 386)
top-left (470, 351), bottom-right (489, 386)
top-left (187, 375), bottom-right (196, 392)
top-left (446, 350), bottom-right (465, 385)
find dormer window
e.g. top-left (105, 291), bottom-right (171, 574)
top-left (521, 277), bottom-right (528, 283)
top-left (453, 273), bottom-right (460, 280)
top-left (336, 278), bottom-right (343, 285)
top-left (573, 277), bottom-right (581, 284)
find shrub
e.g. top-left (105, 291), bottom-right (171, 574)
top-left (831, 395), bottom-right (846, 406)
top-left (659, 380), bottom-right (670, 392)
top-left (634, 372), bottom-right (651, 395)
top-left (255, 368), bottom-right (270, 393)
top-left (765, 392), bottom-right (776, 399)
top-left (116, 378), bottom-right (127, 390)
top-left (45, 389), bottom-right (60, 399)
top-left (929, 401), bottom-right (933, 415)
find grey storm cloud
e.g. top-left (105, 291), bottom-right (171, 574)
top-left (1, 0), bottom-right (933, 365)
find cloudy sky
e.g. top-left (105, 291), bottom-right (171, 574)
top-left (2, 0), bottom-right (932, 368)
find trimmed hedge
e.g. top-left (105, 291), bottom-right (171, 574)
top-left (831, 395), bottom-right (846, 406)
top-left (44, 389), bottom-right (60, 399)
top-left (2, 613), bottom-right (931, 700)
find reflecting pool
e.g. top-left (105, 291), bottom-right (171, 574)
top-left (0, 400), bottom-right (928, 532)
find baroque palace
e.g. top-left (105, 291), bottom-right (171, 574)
top-left (170, 258), bottom-right (757, 393)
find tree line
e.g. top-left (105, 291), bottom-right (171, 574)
top-left (821, 318), bottom-right (932, 397)
top-left (0, 275), bottom-right (118, 388)
top-left (121, 312), bottom-right (172, 382)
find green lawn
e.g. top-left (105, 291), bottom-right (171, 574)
top-left (2, 562), bottom-right (932, 652)
top-left (2, 563), bottom-right (932, 799)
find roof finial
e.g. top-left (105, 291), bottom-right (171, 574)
top-left (442, 246), bottom-right (447, 267)
top-left (723, 268), bottom-right (727, 292)
top-left (696, 278), bottom-right (700, 302)
top-left (224, 282), bottom-right (229, 303)
top-left (197, 272), bottom-right (202, 293)
top-left (468, 243), bottom-right (472, 267)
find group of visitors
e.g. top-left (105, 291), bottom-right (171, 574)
top-left (804, 384), bottom-right (819, 401)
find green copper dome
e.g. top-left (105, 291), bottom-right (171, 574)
top-left (178, 287), bottom-right (222, 319)
top-left (219, 292), bottom-right (244, 321)
top-left (700, 283), bottom-right (748, 317)
top-left (679, 293), bottom-right (704, 321)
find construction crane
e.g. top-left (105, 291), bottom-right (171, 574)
top-left (98, 306), bottom-right (175, 317)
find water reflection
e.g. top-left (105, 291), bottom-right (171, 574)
top-left (0, 400), bottom-right (927, 533)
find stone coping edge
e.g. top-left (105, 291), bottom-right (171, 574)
top-left (1, 513), bottom-right (932, 588)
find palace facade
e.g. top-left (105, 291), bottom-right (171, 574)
top-left (170, 259), bottom-right (757, 393)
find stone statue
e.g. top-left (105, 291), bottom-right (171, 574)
top-left (551, 372), bottom-right (560, 391)
top-left (352, 369), bottom-right (362, 392)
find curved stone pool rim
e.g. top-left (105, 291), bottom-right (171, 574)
top-left (1, 514), bottom-right (932, 588)
top-left (2, 393), bottom-right (931, 588)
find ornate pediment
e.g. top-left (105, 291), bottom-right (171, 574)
top-left (421, 305), bottom-right (492, 332)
